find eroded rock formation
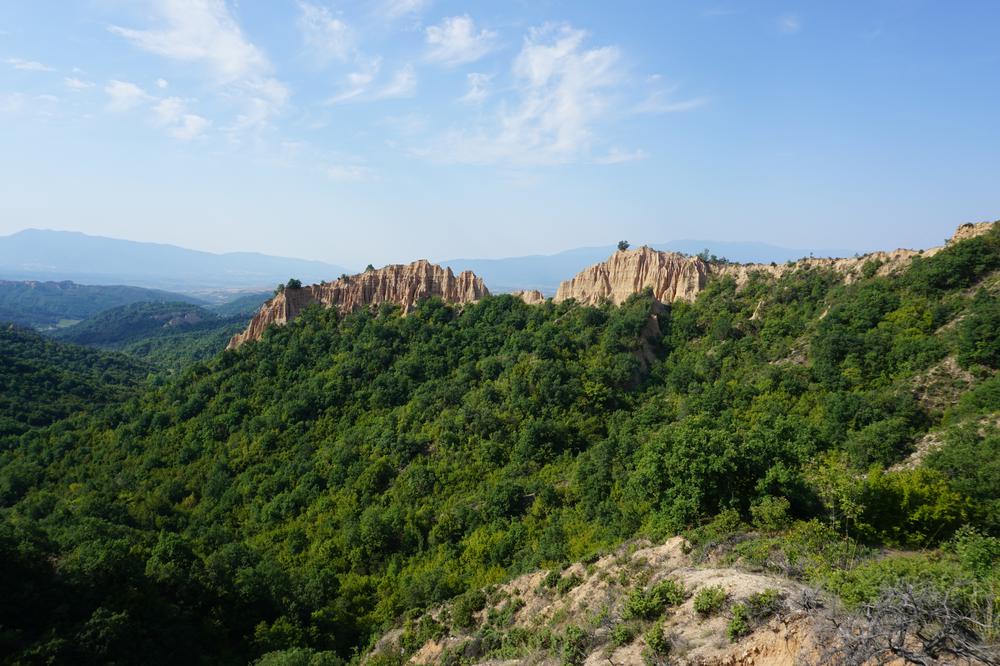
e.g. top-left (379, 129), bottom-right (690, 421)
top-left (227, 260), bottom-right (488, 349)
top-left (511, 289), bottom-right (546, 305)
top-left (553, 221), bottom-right (996, 307)
top-left (553, 246), bottom-right (709, 305)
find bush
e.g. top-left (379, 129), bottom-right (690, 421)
top-left (556, 573), bottom-right (583, 595)
top-left (560, 625), bottom-right (588, 666)
top-left (750, 496), bottom-right (791, 533)
top-left (611, 622), bottom-right (635, 647)
top-left (623, 579), bottom-right (686, 620)
top-left (693, 585), bottom-right (728, 617)
top-left (452, 590), bottom-right (486, 630)
top-left (727, 589), bottom-right (783, 641)
top-left (642, 624), bottom-right (670, 664)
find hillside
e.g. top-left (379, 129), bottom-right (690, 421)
top-left (0, 325), bottom-right (149, 437)
top-left (0, 279), bottom-right (203, 328)
top-left (0, 229), bottom-right (350, 292)
top-left (52, 301), bottom-right (248, 370)
top-left (0, 223), bottom-right (997, 664)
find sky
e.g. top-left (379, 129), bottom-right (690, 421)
top-left (0, 1), bottom-right (998, 266)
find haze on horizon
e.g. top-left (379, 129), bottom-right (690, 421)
top-left (1, 1), bottom-right (998, 267)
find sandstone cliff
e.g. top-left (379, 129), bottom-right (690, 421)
top-left (227, 260), bottom-right (488, 349)
top-left (553, 221), bottom-right (996, 307)
top-left (554, 246), bottom-right (709, 306)
top-left (511, 289), bottom-right (546, 305)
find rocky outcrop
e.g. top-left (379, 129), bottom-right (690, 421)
top-left (511, 289), bottom-right (545, 305)
top-left (554, 246), bottom-right (710, 305)
top-left (554, 221), bottom-right (997, 307)
top-left (227, 260), bottom-right (488, 349)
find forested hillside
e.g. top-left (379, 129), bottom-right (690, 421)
top-left (0, 226), bottom-right (998, 664)
top-left (52, 301), bottom-right (249, 370)
top-left (0, 326), bottom-right (149, 437)
top-left (0, 279), bottom-right (202, 328)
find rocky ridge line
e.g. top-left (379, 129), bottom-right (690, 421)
top-left (227, 260), bottom-right (488, 349)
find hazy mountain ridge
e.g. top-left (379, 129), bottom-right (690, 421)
top-left (0, 229), bottom-right (349, 293)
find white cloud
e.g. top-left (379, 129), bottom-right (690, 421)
top-left (156, 78), bottom-right (169, 89)
top-left (635, 90), bottom-right (708, 114)
top-left (152, 97), bottom-right (211, 139)
top-left (778, 15), bottom-right (801, 34)
top-left (110, 0), bottom-right (267, 82)
top-left (380, 64), bottom-right (416, 98)
top-left (425, 15), bottom-right (497, 66)
top-left (594, 147), bottom-right (647, 164)
top-left (298, 1), bottom-right (354, 62)
top-left (64, 77), bottom-right (95, 91)
top-left (460, 72), bottom-right (491, 104)
top-left (110, 0), bottom-right (287, 130)
top-left (419, 24), bottom-right (626, 165)
top-left (327, 60), bottom-right (416, 104)
top-left (105, 79), bottom-right (151, 111)
top-left (376, 0), bottom-right (429, 20)
top-left (326, 163), bottom-right (376, 182)
top-left (6, 57), bottom-right (54, 72)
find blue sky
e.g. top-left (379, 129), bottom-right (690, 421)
top-left (0, 1), bottom-right (998, 265)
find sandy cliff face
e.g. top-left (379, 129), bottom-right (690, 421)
top-left (511, 289), bottom-right (546, 305)
top-left (554, 246), bottom-right (710, 306)
top-left (554, 221), bottom-right (996, 307)
top-left (227, 260), bottom-right (488, 349)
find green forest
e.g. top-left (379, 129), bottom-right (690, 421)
top-left (1, 226), bottom-right (999, 664)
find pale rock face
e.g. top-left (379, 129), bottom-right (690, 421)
top-left (510, 289), bottom-right (545, 305)
top-left (227, 260), bottom-right (488, 349)
top-left (554, 221), bottom-right (996, 307)
top-left (554, 246), bottom-right (709, 306)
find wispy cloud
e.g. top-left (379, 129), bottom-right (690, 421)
top-left (326, 59), bottom-right (416, 104)
top-left (152, 96), bottom-right (210, 139)
top-left (6, 57), bottom-right (54, 72)
top-left (109, 0), bottom-right (287, 130)
top-left (635, 78), bottom-right (709, 114)
top-left (64, 77), bottom-right (95, 91)
top-left (778, 15), bottom-right (801, 34)
top-left (105, 79), bottom-right (151, 111)
top-left (460, 72), bottom-right (491, 104)
top-left (298, 1), bottom-right (355, 62)
top-left (375, 0), bottom-right (429, 21)
top-left (425, 15), bottom-right (497, 66)
top-left (326, 163), bottom-right (376, 182)
top-left (417, 24), bottom-right (629, 166)
top-left (594, 147), bottom-right (647, 165)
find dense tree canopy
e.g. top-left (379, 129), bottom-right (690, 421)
top-left (0, 225), bottom-right (998, 663)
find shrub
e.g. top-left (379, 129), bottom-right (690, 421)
top-left (750, 496), bottom-right (791, 533)
top-left (556, 573), bottom-right (583, 595)
top-left (452, 590), bottom-right (487, 630)
top-left (693, 585), bottom-right (728, 617)
top-left (727, 589), bottom-right (783, 641)
top-left (642, 624), bottom-right (670, 664)
top-left (611, 622), bottom-right (635, 647)
top-left (560, 625), bottom-right (588, 666)
top-left (285, 278), bottom-right (302, 290)
top-left (541, 569), bottom-right (562, 590)
top-left (623, 579), bottom-right (686, 620)
top-left (727, 604), bottom-right (751, 641)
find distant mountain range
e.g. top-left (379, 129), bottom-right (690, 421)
top-left (442, 240), bottom-right (856, 294)
top-left (0, 228), bottom-right (858, 297)
top-left (0, 229), bottom-right (349, 294)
